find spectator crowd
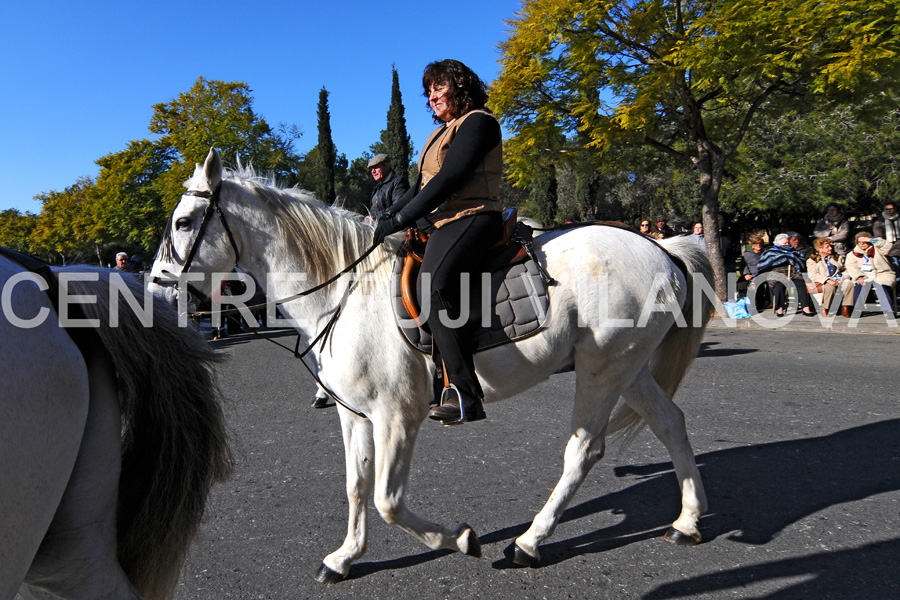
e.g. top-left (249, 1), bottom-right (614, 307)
top-left (638, 202), bottom-right (900, 317)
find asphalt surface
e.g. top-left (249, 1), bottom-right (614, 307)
top-left (170, 324), bottom-right (900, 600)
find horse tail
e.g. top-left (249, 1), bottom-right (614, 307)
top-left (59, 268), bottom-right (233, 600)
top-left (608, 237), bottom-right (714, 448)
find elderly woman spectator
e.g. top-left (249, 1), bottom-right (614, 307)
top-left (807, 238), bottom-right (853, 317)
top-left (844, 231), bottom-right (896, 313)
top-left (757, 233), bottom-right (816, 317)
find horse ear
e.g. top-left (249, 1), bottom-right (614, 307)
top-left (203, 148), bottom-right (222, 190)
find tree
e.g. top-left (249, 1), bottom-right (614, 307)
top-left (29, 177), bottom-right (99, 264)
top-left (0, 209), bottom-right (38, 253)
top-left (315, 87), bottom-right (337, 202)
top-left (92, 140), bottom-right (175, 252)
top-left (724, 98), bottom-right (900, 220)
top-left (150, 77), bottom-right (302, 208)
top-left (491, 0), bottom-right (900, 298)
top-left (383, 66), bottom-right (413, 182)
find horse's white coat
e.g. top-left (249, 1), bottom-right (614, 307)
top-left (1, 259), bottom-right (139, 600)
top-left (1, 256), bottom-right (231, 600)
top-left (150, 148), bottom-right (712, 579)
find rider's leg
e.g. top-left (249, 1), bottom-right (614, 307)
top-left (417, 212), bottom-right (501, 424)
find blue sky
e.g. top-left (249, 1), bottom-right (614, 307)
top-left (0, 0), bottom-right (525, 213)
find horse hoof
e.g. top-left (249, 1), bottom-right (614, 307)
top-left (503, 542), bottom-right (540, 568)
top-left (454, 523), bottom-right (482, 558)
top-left (314, 563), bottom-right (345, 584)
top-left (664, 527), bottom-right (701, 546)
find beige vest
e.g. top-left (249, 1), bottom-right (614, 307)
top-left (418, 109), bottom-right (502, 228)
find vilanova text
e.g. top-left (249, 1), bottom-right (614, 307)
top-left (2, 270), bottom-right (896, 329)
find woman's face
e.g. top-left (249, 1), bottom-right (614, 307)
top-left (428, 82), bottom-right (453, 122)
top-left (858, 237), bottom-right (872, 250)
top-left (820, 242), bottom-right (833, 257)
top-left (752, 241), bottom-right (763, 253)
top-left (640, 221), bottom-right (651, 232)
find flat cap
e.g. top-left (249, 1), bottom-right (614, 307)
top-left (368, 153), bottom-right (390, 168)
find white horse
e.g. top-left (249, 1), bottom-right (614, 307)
top-left (149, 148), bottom-right (713, 583)
top-left (0, 254), bottom-right (232, 600)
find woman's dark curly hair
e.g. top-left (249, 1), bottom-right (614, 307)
top-left (422, 59), bottom-right (489, 124)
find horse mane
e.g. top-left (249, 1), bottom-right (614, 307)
top-left (220, 166), bottom-right (395, 292)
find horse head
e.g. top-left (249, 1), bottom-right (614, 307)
top-left (148, 148), bottom-right (242, 304)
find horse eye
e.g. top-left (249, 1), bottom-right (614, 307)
top-left (175, 217), bottom-right (192, 230)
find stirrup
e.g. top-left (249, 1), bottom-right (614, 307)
top-left (428, 384), bottom-right (485, 425)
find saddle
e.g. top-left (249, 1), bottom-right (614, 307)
top-left (390, 208), bottom-right (553, 354)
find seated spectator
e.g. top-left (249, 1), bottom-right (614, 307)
top-left (872, 201), bottom-right (900, 282)
top-left (654, 215), bottom-right (676, 238)
top-left (639, 218), bottom-right (662, 239)
top-left (806, 238), bottom-right (853, 317)
top-left (813, 203), bottom-right (851, 257)
top-left (844, 232), bottom-right (896, 313)
top-left (787, 231), bottom-right (813, 261)
top-left (739, 234), bottom-right (770, 309)
top-left (757, 233), bottom-right (816, 317)
top-left (689, 222), bottom-right (705, 250)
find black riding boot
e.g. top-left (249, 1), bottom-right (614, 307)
top-left (426, 290), bottom-right (486, 425)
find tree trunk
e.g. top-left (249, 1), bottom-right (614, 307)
top-left (695, 144), bottom-right (728, 301)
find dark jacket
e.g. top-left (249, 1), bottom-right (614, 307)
top-left (370, 169), bottom-right (410, 219)
top-left (872, 213), bottom-right (900, 257)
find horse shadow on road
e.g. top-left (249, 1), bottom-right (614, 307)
top-left (349, 419), bottom-right (900, 595)
top-left (696, 341), bottom-right (759, 358)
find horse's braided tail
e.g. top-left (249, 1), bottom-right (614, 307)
top-left (608, 237), bottom-right (714, 449)
top-left (60, 268), bottom-right (233, 600)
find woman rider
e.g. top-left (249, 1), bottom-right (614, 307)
top-left (372, 59), bottom-right (502, 425)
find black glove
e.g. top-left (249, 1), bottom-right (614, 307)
top-left (373, 214), bottom-right (404, 246)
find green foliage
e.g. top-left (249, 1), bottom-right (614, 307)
top-left (0, 209), bottom-right (38, 253)
top-left (724, 99), bottom-right (900, 218)
top-left (29, 177), bottom-right (99, 263)
top-left (93, 140), bottom-right (174, 250)
top-left (383, 66), bottom-right (413, 182)
top-left (494, 0), bottom-right (900, 182)
top-left (150, 77), bottom-right (303, 207)
top-left (315, 87), bottom-right (337, 202)
top-left (492, 0), bottom-right (900, 297)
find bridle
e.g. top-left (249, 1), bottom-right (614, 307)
top-left (150, 181), bottom-right (379, 419)
top-left (150, 183), bottom-right (240, 292)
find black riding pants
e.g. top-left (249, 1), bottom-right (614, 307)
top-left (417, 211), bottom-right (502, 310)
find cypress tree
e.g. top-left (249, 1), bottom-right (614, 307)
top-left (383, 66), bottom-right (411, 183)
top-left (315, 87), bottom-right (336, 202)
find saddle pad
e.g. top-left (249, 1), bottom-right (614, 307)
top-left (390, 249), bottom-right (551, 354)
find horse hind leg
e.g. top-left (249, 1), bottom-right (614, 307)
top-left (620, 366), bottom-right (707, 545)
top-left (0, 332), bottom-right (88, 600)
top-left (21, 346), bottom-right (140, 600)
top-left (508, 364), bottom-right (624, 567)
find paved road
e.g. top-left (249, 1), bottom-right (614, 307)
top-left (172, 327), bottom-right (899, 600)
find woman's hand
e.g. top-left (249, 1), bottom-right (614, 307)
top-left (373, 214), bottom-right (404, 246)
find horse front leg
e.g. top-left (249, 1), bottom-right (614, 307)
top-left (315, 410), bottom-right (375, 584)
top-left (371, 410), bottom-right (482, 558)
top-left (622, 367), bottom-right (707, 545)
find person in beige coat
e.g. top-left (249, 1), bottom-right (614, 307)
top-left (844, 232), bottom-right (896, 312)
top-left (806, 237), bottom-right (853, 317)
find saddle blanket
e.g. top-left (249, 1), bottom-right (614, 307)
top-left (390, 248), bottom-right (551, 354)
